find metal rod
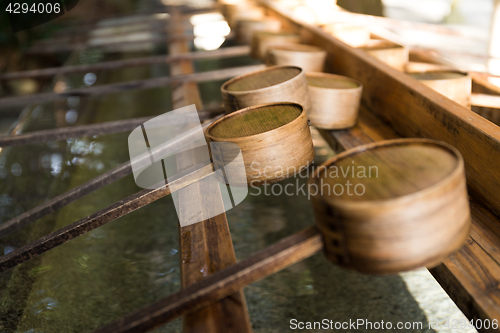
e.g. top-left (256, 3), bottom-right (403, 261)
top-left (25, 34), bottom-right (195, 55)
top-left (0, 46), bottom-right (250, 81)
top-left (0, 64), bottom-right (265, 109)
top-left (0, 163), bottom-right (214, 272)
top-left (0, 108), bottom-right (221, 147)
top-left (92, 226), bottom-right (323, 333)
top-left (0, 115), bottom-right (222, 238)
top-left (36, 22), bottom-right (197, 46)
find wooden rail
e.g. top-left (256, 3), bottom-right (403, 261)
top-left (259, 1), bottom-right (500, 330)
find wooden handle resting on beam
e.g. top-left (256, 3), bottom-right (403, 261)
top-left (93, 226), bottom-right (323, 333)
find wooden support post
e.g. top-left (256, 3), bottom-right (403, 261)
top-left (168, 10), bottom-right (252, 333)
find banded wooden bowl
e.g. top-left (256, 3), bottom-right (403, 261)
top-left (221, 65), bottom-right (311, 114)
top-left (409, 70), bottom-right (472, 108)
top-left (206, 102), bottom-right (315, 186)
top-left (306, 73), bottom-right (363, 129)
top-left (309, 138), bottom-right (470, 275)
top-left (267, 43), bottom-right (327, 73)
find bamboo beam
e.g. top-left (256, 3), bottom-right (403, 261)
top-left (92, 226), bottom-right (322, 333)
top-left (0, 46), bottom-right (250, 81)
top-left (0, 64), bottom-right (265, 109)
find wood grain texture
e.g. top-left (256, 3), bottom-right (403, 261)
top-left (306, 72), bottom-right (362, 129)
top-left (317, 105), bottom-right (500, 331)
top-left (310, 138), bottom-right (470, 275)
top-left (250, 31), bottom-right (301, 60)
top-left (221, 65), bottom-right (311, 114)
top-left (206, 102), bottom-right (314, 186)
top-left (267, 43), bottom-right (327, 73)
top-left (168, 14), bottom-right (251, 333)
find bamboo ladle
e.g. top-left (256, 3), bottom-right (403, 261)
top-left (98, 135), bottom-right (470, 332)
